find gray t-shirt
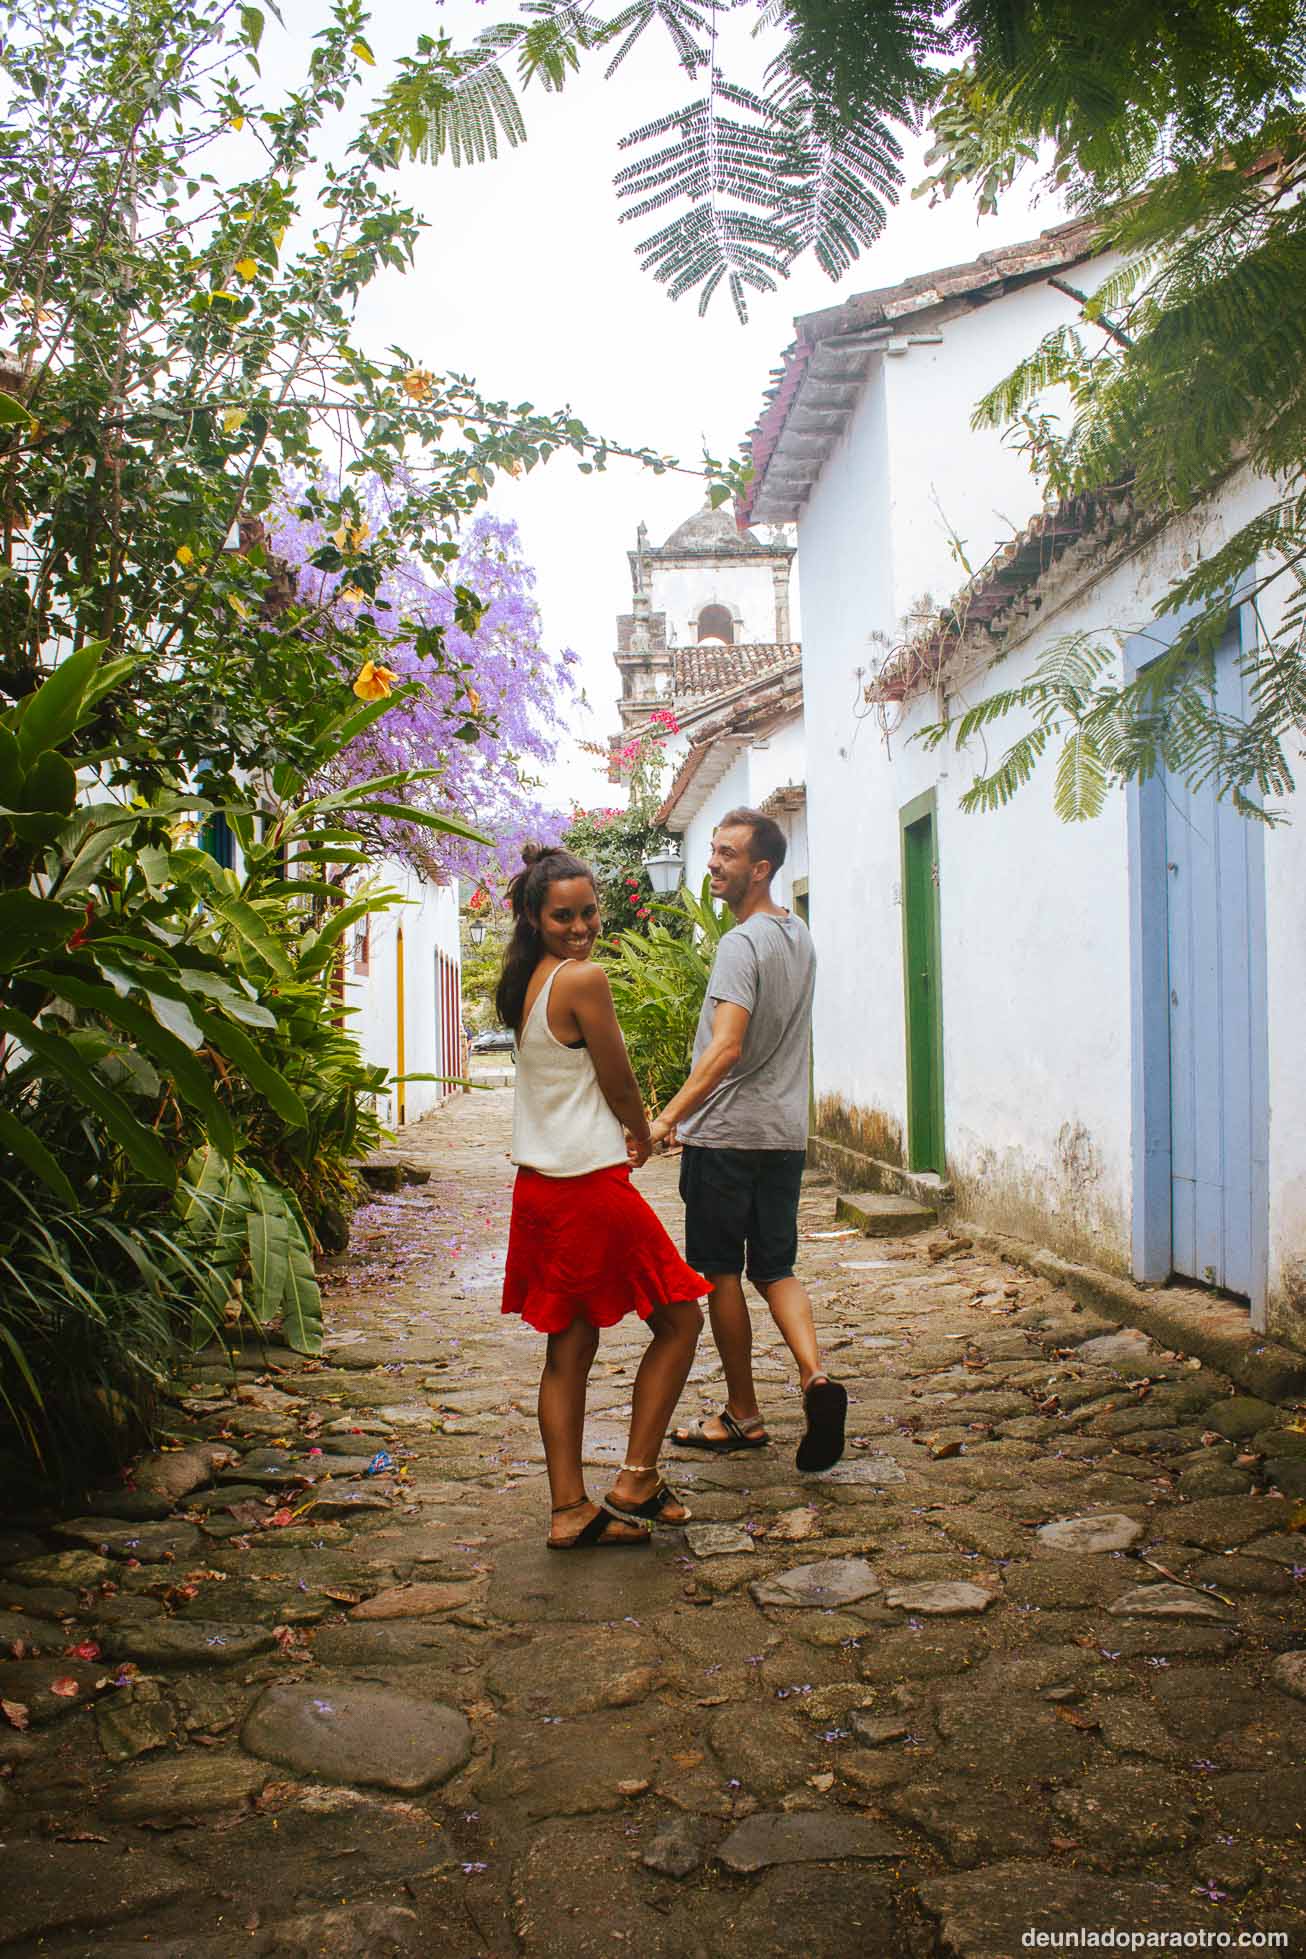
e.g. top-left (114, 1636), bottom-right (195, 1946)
top-left (677, 911), bottom-right (815, 1150)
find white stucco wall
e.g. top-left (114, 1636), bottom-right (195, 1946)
top-left (347, 866), bottom-right (462, 1131)
top-left (800, 401), bottom-right (1306, 1337)
top-left (798, 358), bottom-right (901, 1141)
top-left (677, 747), bottom-right (751, 903)
top-left (650, 558), bottom-right (786, 646)
top-left (670, 708), bottom-right (807, 911)
top-left (878, 276), bottom-right (1105, 629)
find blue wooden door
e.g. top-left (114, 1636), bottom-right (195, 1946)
top-left (1162, 623), bottom-right (1258, 1294)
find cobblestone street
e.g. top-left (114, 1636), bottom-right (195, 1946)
top-left (2, 1087), bottom-right (1304, 1957)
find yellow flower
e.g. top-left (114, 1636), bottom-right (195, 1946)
top-left (332, 520), bottom-right (370, 551)
top-left (235, 257), bottom-right (257, 282)
top-left (402, 368), bottom-right (434, 403)
top-left (221, 407), bottom-right (247, 433)
top-left (466, 686), bottom-right (481, 714)
top-left (339, 583), bottom-right (365, 605)
top-left (175, 545), bottom-right (194, 566)
top-left (353, 661), bottom-right (400, 701)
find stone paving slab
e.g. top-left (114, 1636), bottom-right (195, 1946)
top-left (241, 1680), bottom-right (471, 1791)
top-left (919, 1861), bottom-right (1229, 1958)
top-left (0, 1841), bottom-right (209, 1949)
top-left (3, 1087), bottom-right (1305, 1956)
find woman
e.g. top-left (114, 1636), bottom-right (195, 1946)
top-left (498, 844), bottom-right (706, 1549)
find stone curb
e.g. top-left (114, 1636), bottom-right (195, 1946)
top-left (957, 1221), bottom-right (1306, 1403)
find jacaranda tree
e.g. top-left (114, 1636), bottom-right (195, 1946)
top-left (0, 0), bottom-right (732, 1478)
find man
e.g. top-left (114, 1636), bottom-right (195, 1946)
top-left (648, 808), bottom-right (846, 1471)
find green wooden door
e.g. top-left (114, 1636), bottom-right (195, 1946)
top-left (901, 795), bottom-right (944, 1172)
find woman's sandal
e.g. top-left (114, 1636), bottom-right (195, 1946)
top-left (604, 1462), bottom-right (692, 1525)
top-left (671, 1408), bottom-right (768, 1454)
top-left (547, 1497), bottom-right (652, 1551)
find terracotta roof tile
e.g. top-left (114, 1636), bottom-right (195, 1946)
top-left (674, 642), bottom-right (801, 699)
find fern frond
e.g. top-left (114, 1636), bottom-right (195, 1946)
top-left (766, 70), bottom-right (903, 278)
top-left (1053, 726), bottom-right (1108, 819)
top-left (972, 324), bottom-right (1088, 430)
top-left (630, 201), bottom-right (791, 317)
top-left (615, 81), bottom-right (799, 319)
top-left (1028, 631), bottom-right (1116, 720)
top-left (947, 681), bottom-right (1042, 743)
top-left (957, 723), bottom-right (1051, 812)
top-left (378, 40), bottom-right (529, 168)
top-left (515, 6), bottom-right (603, 91)
top-left (602, 0), bottom-right (712, 78)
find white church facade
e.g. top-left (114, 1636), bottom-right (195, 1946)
top-left (612, 500), bottom-right (808, 911)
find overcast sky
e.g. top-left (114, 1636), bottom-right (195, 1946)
top-left (278, 1), bottom-right (1062, 808)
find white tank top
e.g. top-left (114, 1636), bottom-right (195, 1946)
top-left (510, 962), bottom-right (629, 1178)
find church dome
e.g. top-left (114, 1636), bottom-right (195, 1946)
top-left (660, 499), bottom-right (765, 555)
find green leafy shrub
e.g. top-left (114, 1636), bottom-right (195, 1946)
top-left (0, 644), bottom-right (483, 1481)
top-left (563, 802), bottom-right (685, 943)
top-left (606, 877), bottom-right (728, 1108)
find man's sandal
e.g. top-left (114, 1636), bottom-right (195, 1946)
top-left (671, 1409), bottom-right (768, 1454)
top-left (547, 1498), bottom-right (652, 1551)
top-left (796, 1375), bottom-right (848, 1473)
top-left (605, 1462), bottom-right (692, 1525)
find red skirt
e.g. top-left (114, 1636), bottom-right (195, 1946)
top-left (501, 1162), bottom-right (708, 1334)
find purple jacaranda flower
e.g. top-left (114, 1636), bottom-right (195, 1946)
top-left (270, 493), bottom-right (577, 881)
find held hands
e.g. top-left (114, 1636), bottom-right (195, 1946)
top-left (625, 1129), bottom-right (652, 1170)
top-left (648, 1114), bottom-right (679, 1153)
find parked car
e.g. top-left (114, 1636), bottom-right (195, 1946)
top-left (470, 1026), bottom-right (516, 1054)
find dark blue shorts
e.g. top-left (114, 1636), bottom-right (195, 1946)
top-left (678, 1144), bottom-right (806, 1288)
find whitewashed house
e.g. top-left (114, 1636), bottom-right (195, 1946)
top-left (344, 865), bottom-right (463, 1131)
top-left (612, 501), bottom-right (808, 912)
top-left (740, 216), bottom-right (1306, 1349)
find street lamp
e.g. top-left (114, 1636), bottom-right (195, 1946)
top-left (643, 845), bottom-right (684, 897)
top-left (468, 916), bottom-right (487, 946)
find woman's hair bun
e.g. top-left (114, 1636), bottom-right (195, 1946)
top-left (520, 842), bottom-right (564, 868)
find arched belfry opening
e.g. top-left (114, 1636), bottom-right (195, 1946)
top-left (697, 603), bottom-right (735, 645)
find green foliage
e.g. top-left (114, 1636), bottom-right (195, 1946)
top-left (176, 1148), bottom-right (323, 1354)
top-left (904, 1), bottom-right (1306, 812)
top-left (0, 0), bottom-right (745, 800)
top-left (562, 802), bottom-right (681, 942)
top-left (606, 875), bottom-right (727, 1107)
top-left (374, 0), bottom-right (908, 321)
top-left (459, 909), bottom-right (509, 1030)
top-left (0, 643), bottom-right (485, 1478)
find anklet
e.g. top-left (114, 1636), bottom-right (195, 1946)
top-left (620, 1461), bottom-right (656, 1474)
top-left (550, 1498), bottom-right (589, 1513)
